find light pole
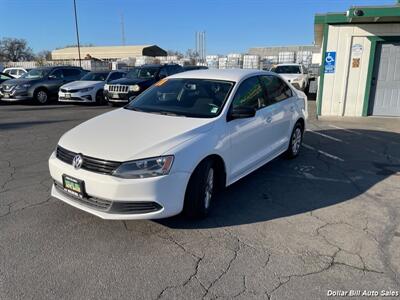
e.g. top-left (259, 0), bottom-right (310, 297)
top-left (73, 0), bottom-right (82, 67)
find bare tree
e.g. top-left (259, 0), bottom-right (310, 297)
top-left (167, 50), bottom-right (184, 59)
top-left (185, 49), bottom-right (199, 65)
top-left (0, 38), bottom-right (35, 62)
top-left (36, 50), bottom-right (52, 61)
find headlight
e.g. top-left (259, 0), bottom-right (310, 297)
top-left (79, 87), bottom-right (94, 93)
top-left (104, 84), bottom-right (109, 90)
top-left (112, 156), bottom-right (174, 179)
top-left (129, 84), bottom-right (140, 92)
top-left (16, 84), bottom-right (31, 89)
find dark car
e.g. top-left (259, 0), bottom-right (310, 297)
top-left (104, 64), bottom-right (183, 106)
top-left (0, 72), bottom-right (14, 84)
top-left (182, 65), bottom-right (208, 71)
top-left (0, 66), bottom-right (85, 104)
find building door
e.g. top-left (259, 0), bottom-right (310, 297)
top-left (370, 42), bottom-right (400, 117)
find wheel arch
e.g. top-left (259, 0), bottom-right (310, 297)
top-left (190, 154), bottom-right (227, 191)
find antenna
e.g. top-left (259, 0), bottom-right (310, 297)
top-left (121, 13), bottom-right (126, 46)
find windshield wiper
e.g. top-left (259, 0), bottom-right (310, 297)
top-left (124, 106), bottom-right (143, 112)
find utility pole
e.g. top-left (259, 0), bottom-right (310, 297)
top-left (73, 0), bottom-right (82, 67)
top-left (121, 13), bottom-right (126, 46)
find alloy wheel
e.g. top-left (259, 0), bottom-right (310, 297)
top-left (292, 127), bottom-right (302, 155)
top-left (204, 168), bottom-right (214, 209)
top-left (37, 91), bottom-right (48, 103)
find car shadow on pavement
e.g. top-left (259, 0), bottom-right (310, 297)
top-left (156, 129), bottom-right (400, 229)
top-left (0, 120), bottom-right (74, 130)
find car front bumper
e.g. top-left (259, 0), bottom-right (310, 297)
top-left (48, 152), bottom-right (190, 220)
top-left (104, 90), bottom-right (137, 103)
top-left (58, 90), bottom-right (94, 103)
top-left (0, 89), bottom-right (31, 101)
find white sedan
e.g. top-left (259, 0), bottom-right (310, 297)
top-left (58, 71), bottom-right (127, 104)
top-left (48, 69), bottom-right (307, 220)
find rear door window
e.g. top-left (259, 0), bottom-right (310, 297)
top-left (260, 75), bottom-right (293, 103)
top-left (63, 68), bottom-right (82, 78)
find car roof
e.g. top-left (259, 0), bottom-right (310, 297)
top-left (169, 69), bottom-right (272, 82)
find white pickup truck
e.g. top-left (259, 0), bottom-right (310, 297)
top-left (271, 63), bottom-right (310, 91)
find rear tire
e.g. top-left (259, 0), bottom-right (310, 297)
top-left (183, 159), bottom-right (215, 219)
top-left (34, 88), bottom-right (49, 105)
top-left (286, 122), bottom-right (303, 159)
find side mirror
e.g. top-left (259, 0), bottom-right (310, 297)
top-left (228, 106), bottom-right (256, 121)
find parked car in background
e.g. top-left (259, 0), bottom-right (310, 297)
top-left (0, 66), bottom-right (85, 104)
top-left (3, 67), bottom-right (31, 78)
top-left (183, 65), bottom-right (208, 71)
top-left (0, 72), bottom-right (14, 84)
top-left (104, 64), bottom-right (184, 106)
top-left (49, 69), bottom-right (307, 220)
top-left (270, 63), bottom-right (309, 91)
top-left (59, 71), bottom-right (110, 104)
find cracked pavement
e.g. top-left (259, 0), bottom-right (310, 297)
top-left (0, 102), bottom-right (399, 299)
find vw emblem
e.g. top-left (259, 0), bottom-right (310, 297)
top-left (72, 154), bottom-right (83, 170)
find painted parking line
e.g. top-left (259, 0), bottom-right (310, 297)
top-left (329, 124), bottom-right (400, 146)
top-left (328, 125), bottom-right (363, 135)
top-left (306, 129), bottom-right (344, 142)
top-left (302, 143), bottom-right (345, 162)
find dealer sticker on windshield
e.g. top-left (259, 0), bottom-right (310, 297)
top-left (155, 78), bottom-right (168, 86)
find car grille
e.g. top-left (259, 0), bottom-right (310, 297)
top-left (2, 84), bottom-right (15, 92)
top-left (54, 181), bottom-right (112, 211)
top-left (108, 85), bottom-right (129, 93)
top-left (54, 181), bottom-right (163, 214)
top-left (56, 146), bottom-right (122, 175)
top-left (60, 88), bottom-right (79, 93)
top-left (111, 202), bottom-right (163, 214)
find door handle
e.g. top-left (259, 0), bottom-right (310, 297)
top-left (266, 116), bottom-right (272, 123)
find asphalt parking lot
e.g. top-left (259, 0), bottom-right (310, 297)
top-left (1, 102), bottom-right (399, 299)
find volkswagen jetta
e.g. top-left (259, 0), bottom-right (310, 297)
top-left (48, 69), bottom-right (307, 220)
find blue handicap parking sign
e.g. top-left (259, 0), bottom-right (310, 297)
top-left (324, 52), bottom-right (336, 74)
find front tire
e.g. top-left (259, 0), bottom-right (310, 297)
top-left (183, 160), bottom-right (215, 219)
top-left (95, 89), bottom-right (104, 105)
top-left (34, 88), bottom-right (49, 104)
top-left (286, 122), bottom-right (303, 159)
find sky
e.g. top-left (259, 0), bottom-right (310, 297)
top-left (1, 0), bottom-right (396, 55)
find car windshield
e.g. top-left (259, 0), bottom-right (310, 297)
top-left (20, 68), bottom-right (49, 79)
top-left (125, 78), bottom-right (234, 118)
top-left (272, 66), bottom-right (301, 74)
top-left (127, 67), bottom-right (159, 79)
top-left (81, 72), bottom-right (109, 81)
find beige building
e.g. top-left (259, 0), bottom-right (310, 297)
top-left (52, 45), bottom-right (167, 61)
top-left (315, 1), bottom-right (400, 117)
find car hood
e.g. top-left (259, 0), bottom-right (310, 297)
top-left (279, 74), bottom-right (304, 80)
top-left (108, 78), bottom-right (152, 85)
top-left (59, 108), bottom-right (215, 161)
top-left (61, 81), bottom-right (103, 90)
top-left (0, 78), bottom-right (40, 86)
